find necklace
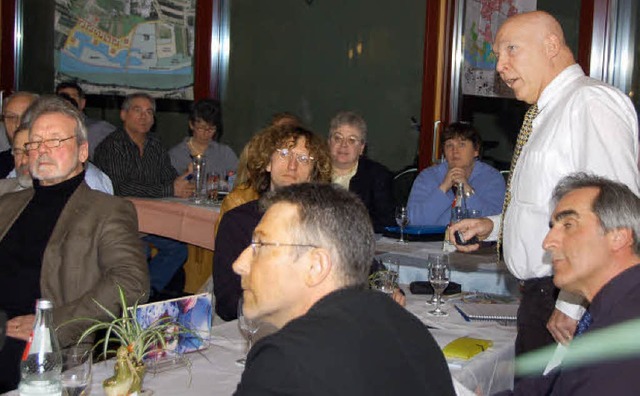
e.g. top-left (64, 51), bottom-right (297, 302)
top-left (187, 138), bottom-right (207, 157)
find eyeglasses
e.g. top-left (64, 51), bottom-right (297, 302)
top-left (330, 134), bottom-right (363, 147)
top-left (275, 148), bottom-right (315, 165)
top-left (193, 124), bottom-right (216, 134)
top-left (1, 113), bottom-right (21, 125)
top-left (11, 147), bottom-right (27, 156)
top-left (25, 136), bottom-right (77, 151)
top-left (250, 240), bottom-right (318, 257)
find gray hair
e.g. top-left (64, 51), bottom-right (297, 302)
top-left (122, 92), bottom-right (156, 113)
top-left (552, 172), bottom-right (640, 255)
top-left (329, 111), bottom-right (367, 143)
top-left (2, 91), bottom-right (39, 109)
top-left (261, 183), bottom-right (375, 288)
top-left (24, 95), bottom-right (88, 144)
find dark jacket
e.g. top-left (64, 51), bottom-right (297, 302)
top-left (349, 157), bottom-right (395, 233)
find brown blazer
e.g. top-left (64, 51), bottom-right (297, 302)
top-left (0, 182), bottom-right (150, 346)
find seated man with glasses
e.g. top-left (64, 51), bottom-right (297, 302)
top-left (0, 96), bottom-right (149, 392)
top-left (233, 183), bottom-right (455, 395)
top-left (213, 124), bottom-right (332, 321)
top-left (0, 92), bottom-right (38, 178)
top-left (328, 111), bottom-right (395, 233)
top-left (169, 99), bottom-right (238, 178)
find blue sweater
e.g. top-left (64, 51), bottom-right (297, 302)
top-left (407, 160), bottom-right (505, 226)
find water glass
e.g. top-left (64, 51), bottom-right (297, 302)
top-left (191, 155), bottom-right (207, 204)
top-left (428, 255), bottom-right (451, 316)
top-left (61, 345), bottom-right (92, 396)
top-left (206, 173), bottom-right (220, 204)
top-left (237, 297), bottom-right (259, 366)
top-left (395, 206), bottom-right (409, 244)
top-left (377, 259), bottom-right (399, 296)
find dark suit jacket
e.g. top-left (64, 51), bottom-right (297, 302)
top-left (349, 157), bottom-right (395, 233)
top-left (235, 287), bottom-right (456, 396)
top-left (0, 182), bottom-right (150, 346)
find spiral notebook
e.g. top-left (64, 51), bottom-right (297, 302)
top-left (454, 302), bottom-right (519, 322)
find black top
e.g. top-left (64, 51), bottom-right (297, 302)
top-left (213, 200), bottom-right (262, 321)
top-left (93, 128), bottom-right (177, 197)
top-left (235, 287), bottom-right (456, 396)
top-left (349, 157), bottom-right (395, 233)
top-left (0, 149), bottom-right (12, 179)
top-left (511, 264), bottom-right (640, 396)
top-left (0, 171), bottom-right (84, 393)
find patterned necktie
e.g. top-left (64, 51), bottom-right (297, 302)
top-left (497, 104), bottom-right (539, 259)
top-left (575, 310), bottom-right (593, 336)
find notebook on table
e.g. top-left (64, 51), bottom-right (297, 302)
top-left (454, 302), bottom-right (519, 322)
top-left (135, 292), bottom-right (212, 358)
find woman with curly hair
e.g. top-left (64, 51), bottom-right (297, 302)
top-left (213, 124), bottom-right (332, 321)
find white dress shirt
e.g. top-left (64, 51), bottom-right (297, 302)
top-left (489, 64), bottom-right (639, 318)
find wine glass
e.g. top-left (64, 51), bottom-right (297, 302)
top-left (428, 255), bottom-right (451, 316)
top-left (236, 297), bottom-right (259, 366)
top-left (426, 254), bottom-right (448, 305)
top-left (395, 206), bottom-right (409, 244)
top-left (61, 344), bottom-right (92, 396)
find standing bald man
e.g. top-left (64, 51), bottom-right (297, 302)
top-left (448, 11), bottom-right (639, 358)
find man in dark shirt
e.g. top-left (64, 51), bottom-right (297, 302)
top-left (232, 183), bottom-right (455, 396)
top-left (510, 173), bottom-right (640, 395)
top-left (0, 96), bottom-right (148, 392)
top-left (94, 93), bottom-right (194, 297)
top-left (0, 92), bottom-right (38, 178)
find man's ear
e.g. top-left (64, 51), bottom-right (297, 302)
top-left (609, 227), bottom-right (634, 252)
top-left (544, 34), bottom-right (561, 58)
top-left (304, 248), bottom-right (332, 287)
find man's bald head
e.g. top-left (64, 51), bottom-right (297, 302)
top-left (493, 11), bottom-right (575, 104)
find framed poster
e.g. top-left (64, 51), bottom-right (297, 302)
top-left (54, 0), bottom-right (201, 99)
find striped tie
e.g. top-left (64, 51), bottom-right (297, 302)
top-left (497, 104), bottom-right (539, 260)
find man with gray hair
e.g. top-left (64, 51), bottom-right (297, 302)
top-left (94, 92), bottom-right (194, 298)
top-left (510, 173), bottom-right (640, 395)
top-left (0, 96), bottom-right (149, 392)
top-left (232, 183), bottom-right (454, 395)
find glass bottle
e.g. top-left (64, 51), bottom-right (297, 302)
top-left (450, 182), bottom-right (467, 224)
top-left (18, 299), bottom-right (62, 396)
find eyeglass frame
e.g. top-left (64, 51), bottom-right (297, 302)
top-left (329, 133), bottom-right (364, 147)
top-left (24, 135), bottom-right (77, 151)
top-left (275, 148), bottom-right (315, 165)
top-left (192, 122), bottom-right (217, 134)
top-left (250, 240), bottom-right (318, 257)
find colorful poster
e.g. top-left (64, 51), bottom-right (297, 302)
top-left (54, 0), bottom-right (196, 99)
top-left (462, 0), bottom-right (537, 97)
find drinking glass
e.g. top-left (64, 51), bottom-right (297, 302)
top-left (428, 255), bottom-right (451, 316)
top-left (374, 259), bottom-right (399, 296)
top-left (395, 206), bottom-right (409, 244)
top-left (236, 297), bottom-right (259, 366)
top-left (206, 173), bottom-right (220, 204)
top-left (61, 345), bottom-right (92, 396)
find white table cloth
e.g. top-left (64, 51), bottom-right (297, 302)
top-left (26, 290), bottom-right (515, 396)
top-left (376, 237), bottom-right (520, 296)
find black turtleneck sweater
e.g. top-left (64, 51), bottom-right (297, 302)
top-left (0, 171), bottom-right (84, 318)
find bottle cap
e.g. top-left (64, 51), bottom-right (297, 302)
top-left (36, 299), bottom-right (53, 310)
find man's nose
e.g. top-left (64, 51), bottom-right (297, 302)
top-left (542, 227), bottom-right (559, 251)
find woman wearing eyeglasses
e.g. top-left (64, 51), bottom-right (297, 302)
top-left (328, 111), bottom-right (395, 233)
top-left (213, 124), bottom-right (332, 321)
top-left (168, 99), bottom-right (238, 178)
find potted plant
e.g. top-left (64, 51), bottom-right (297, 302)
top-left (70, 286), bottom-right (199, 396)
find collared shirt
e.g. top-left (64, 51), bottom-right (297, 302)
top-left (331, 162), bottom-right (358, 190)
top-left (488, 64), bottom-right (639, 318)
top-left (93, 128), bottom-right (177, 198)
top-left (407, 160), bottom-right (505, 226)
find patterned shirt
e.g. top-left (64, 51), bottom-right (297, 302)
top-left (93, 128), bottom-right (177, 198)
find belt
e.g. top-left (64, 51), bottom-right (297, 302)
top-left (518, 276), bottom-right (554, 292)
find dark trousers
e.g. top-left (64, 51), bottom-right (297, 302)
top-left (515, 276), bottom-right (559, 357)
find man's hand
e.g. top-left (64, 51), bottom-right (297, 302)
top-left (439, 167), bottom-right (469, 193)
top-left (448, 218), bottom-right (494, 252)
top-left (392, 288), bottom-right (406, 307)
top-left (547, 308), bottom-right (578, 345)
top-left (174, 171), bottom-right (196, 198)
top-left (6, 314), bottom-right (35, 341)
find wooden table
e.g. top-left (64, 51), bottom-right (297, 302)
top-left (127, 197), bottom-right (220, 293)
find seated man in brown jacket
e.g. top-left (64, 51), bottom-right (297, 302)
top-left (0, 96), bottom-right (149, 392)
